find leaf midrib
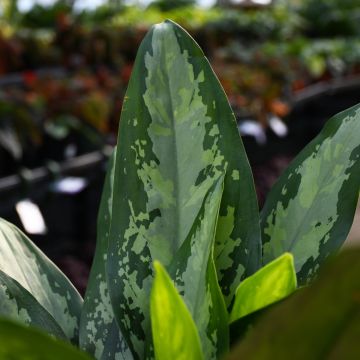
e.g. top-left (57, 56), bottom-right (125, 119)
top-left (160, 36), bottom-right (181, 253)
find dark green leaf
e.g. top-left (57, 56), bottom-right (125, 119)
top-left (229, 302), bottom-right (275, 346)
top-left (0, 318), bottom-right (92, 360)
top-left (80, 148), bottom-right (132, 359)
top-left (150, 261), bottom-right (204, 360)
top-left (0, 218), bottom-right (83, 343)
top-left (229, 253), bottom-right (296, 322)
top-left (227, 249), bottom-right (360, 359)
top-left (107, 20), bottom-right (260, 358)
top-left (261, 103), bottom-right (360, 284)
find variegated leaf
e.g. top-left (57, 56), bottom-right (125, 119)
top-left (0, 218), bottom-right (83, 343)
top-left (151, 261), bottom-right (204, 360)
top-left (80, 148), bottom-right (132, 359)
top-left (107, 20), bottom-right (260, 358)
top-left (261, 103), bottom-right (360, 283)
top-left (168, 176), bottom-right (228, 359)
top-left (0, 269), bottom-right (66, 340)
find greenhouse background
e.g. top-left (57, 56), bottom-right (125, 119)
top-left (0, 0), bottom-right (359, 293)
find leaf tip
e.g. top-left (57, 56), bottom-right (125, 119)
top-left (279, 252), bottom-right (297, 288)
top-left (280, 252), bottom-right (294, 263)
top-left (153, 260), bottom-right (162, 275)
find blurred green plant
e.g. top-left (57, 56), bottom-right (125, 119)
top-left (20, 0), bottom-right (73, 29)
top-left (1, 0), bottom-right (359, 128)
top-left (149, 0), bottom-right (196, 12)
top-left (300, 0), bottom-right (360, 37)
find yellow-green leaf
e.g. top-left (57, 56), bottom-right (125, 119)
top-left (150, 261), bottom-right (204, 360)
top-left (230, 253), bottom-right (297, 322)
top-left (227, 249), bottom-right (360, 359)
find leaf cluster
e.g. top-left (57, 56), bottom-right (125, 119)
top-left (0, 20), bottom-right (359, 359)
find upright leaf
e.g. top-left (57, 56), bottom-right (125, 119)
top-left (107, 20), bottom-right (260, 358)
top-left (229, 253), bottom-right (296, 323)
top-left (261, 103), bottom-right (360, 283)
top-left (168, 176), bottom-right (229, 359)
top-left (0, 270), bottom-right (66, 340)
top-left (227, 249), bottom-right (360, 359)
top-left (80, 148), bottom-right (132, 359)
top-left (0, 318), bottom-right (92, 360)
top-left (0, 218), bottom-right (83, 343)
top-left (150, 261), bottom-right (204, 360)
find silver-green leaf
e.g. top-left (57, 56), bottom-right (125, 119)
top-left (80, 148), bottom-right (132, 359)
top-left (0, 269), bottom-right (66, 340)
top-left (168, 176), bottom-right (228, 359)
top-left (107, 20), bottom-right (260, 358)
top-left (261, 103), bottom-right (360, 284)
top-left (0, 218), bottom-right (83, 343)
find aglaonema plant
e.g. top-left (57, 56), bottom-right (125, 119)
top-left (0, 20), bottom-right (359, 360)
